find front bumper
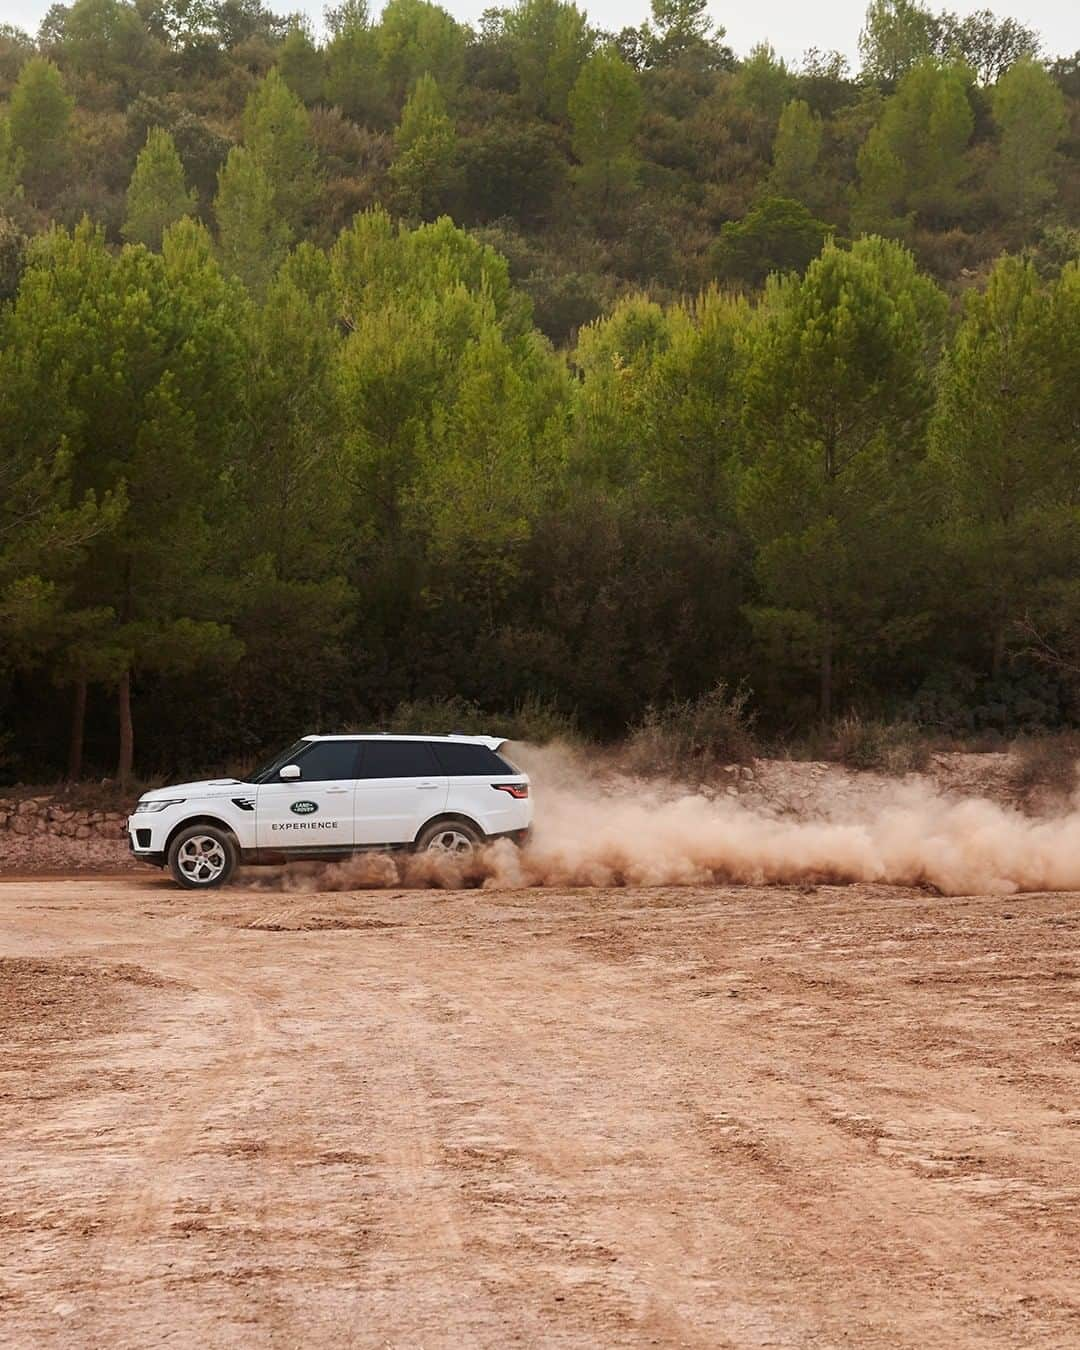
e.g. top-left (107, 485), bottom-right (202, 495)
top-left (128, 819), bottom-right (165, 866)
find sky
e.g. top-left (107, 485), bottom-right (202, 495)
top-left (3, 0), bottom-right (1077, 66)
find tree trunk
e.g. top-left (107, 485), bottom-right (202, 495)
top-left (67, 678), bottom-right (87, 781)
top-left (820, 630), bottom-right (833, 723)
top-left (991, 620), bottom-right (1006, 679)
top-left (117, 669), bottom-right (134, 787)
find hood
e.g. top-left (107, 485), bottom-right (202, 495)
top-left (138, 779), bottom-right (244, 801)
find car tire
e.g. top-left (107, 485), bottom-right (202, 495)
top-left (415, 819), bottom-right (484, 857)
top-left (168, 824), bottom-right (238, 889)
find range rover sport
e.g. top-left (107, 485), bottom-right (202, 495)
top-left (127, 734), bottom-right (531, 888)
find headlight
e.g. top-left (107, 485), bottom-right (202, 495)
top-left (132, 798), bottom-right (186, 813)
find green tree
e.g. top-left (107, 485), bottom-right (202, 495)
top-left (214, 145), bottom-right (291, 296)
top-left (376, 0), bottom-right (466, 108)
top-left (277, 20), bottom-right (324, 105)
top-left (568, 47), bottom-right (642, 216)
top-left (123, 127), bottom-right (196, 250)
top-left (711, 197), bottom-right (831, 289)
top-left (241, 67), bottom-right (320, 229)
top-left (325, 0), bottom-right (387, 123)
top-left (853, 59), bottom-right (973, 233)
top-left (223, 246), bottom-right (352, 734)
top-left (769, 98), bottom-right (823, 201)
top-left (734, 42), bottom-right (794, 121)
top-left (55, 0), bottom-right (153, 91)
top-left (389, 72), bottom-right (459, 220)
top-left (935, 9), bottom-right (1039, 85)
top-left (8, 57), bottom-right (73, 198)
top-left (0, 116), bottom-right (22, 200)
top-left (635, 0), bottom-right (730, 71)
top-left (0, 219), bottom-right (245, 780)
top-left (991, 57), bottom-right (1065, 220)
top-left (858, 0), bottom-right (934, 84)
top-left (412, 323), bottom-right (567, 626)
top-left (929, 256), bottom-right (1080, 675)
top-left (739, 237), bottom-right (947, 718)
top-left (504, 0), bottom-right (593, 119)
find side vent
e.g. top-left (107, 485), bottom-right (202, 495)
top-left (232, 797), bottom-right (256, 811)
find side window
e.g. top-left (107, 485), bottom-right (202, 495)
top-left (431, 743), bottom-right (511, 776)
top-left (294, 741), bottom-right (361, 782)
top-left (357, 741), bottom-right (439, 779)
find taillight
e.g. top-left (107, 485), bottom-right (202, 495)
top-left (493, 783), bottom-right (529, 799)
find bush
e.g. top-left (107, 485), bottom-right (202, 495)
top-left (623, 683), bottom-right (757, 779)
top-left (1008, 732), bottom-right (1080, 799)
top-left (710, 196), bottom-right (831, 289)
top-left (827, 714), bottom-right (930, 774)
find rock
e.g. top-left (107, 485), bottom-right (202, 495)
top-left (11, 815), bottom-right (33, 835)
top-left (16, 799), bottom-right (38, 816)
top-left (75, 825), bottom-right (92, 839)
top-left (726, 786), bottom-right (738, 797)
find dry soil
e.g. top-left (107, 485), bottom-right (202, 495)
top-left (2, 874), bottom-right (1080, 1347)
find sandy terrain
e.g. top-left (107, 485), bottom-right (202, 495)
top-left (2, 874), bottom-right (1080, 1348)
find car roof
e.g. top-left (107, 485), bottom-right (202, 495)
top-left (301, 733), bottom-right (508, 750)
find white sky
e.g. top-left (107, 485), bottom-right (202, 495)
top-left (3, 0), bottom-right (1077, 65)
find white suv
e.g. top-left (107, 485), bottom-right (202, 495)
top-left (127, 734), bottom-right (531, 889)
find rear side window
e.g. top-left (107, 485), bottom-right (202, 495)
top-left (358, 740), bottom-right (439, 779)
top-left (295, 741), bottom-right (361, 781)
top-left (431, 743), bottom-right (512, 776)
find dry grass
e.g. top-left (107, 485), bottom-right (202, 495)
top-left (622, 684), bottom-right (758, 780)
top-left (1008, 733), bottom-right (1080, 802)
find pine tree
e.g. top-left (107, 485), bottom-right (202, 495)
top-left (739, 237), bottom-right (947, 718)
top-left (853, 60), bottom-right (973, 233)
top-left (769, 99), bottom-right (823, 202)
top-left (377, 0), bottom-right (468, 108)
top-left (568, 47), bottom-right (642, 216)
top-left (929, 256), bottom-right (1080, 674)
top-left (278, 21), bottom-right (325, 105)
top-left (8, 58), bottom-right (73, 198)
top-left (214, 146), bottom-right (291, 297)
top-left (991, 57), bottom-right (1066, 220)
top-left (505, 0), bottom-right (592, 119)
top-left (389, 73), bottom-right (459, 220)
top-left (241, 67), bottom-right (320, 230)
top-left (122, 127), bottom-right (196, 250)
top-left (858, 0), bottom-right (934, 85)
top-left (0, 116), bottom-right (22, 200)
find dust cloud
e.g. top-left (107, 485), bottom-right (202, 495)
top-left (245, 742), bottom-right (1080, 897)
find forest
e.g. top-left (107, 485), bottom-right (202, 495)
top-left (0, 0), bottom-right (1078, 782)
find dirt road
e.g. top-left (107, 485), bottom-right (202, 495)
top-left (2, 875), bottom-right (1080, 1347)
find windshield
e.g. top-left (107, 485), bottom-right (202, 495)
top-left (244, 739), bottom-right (309, 784)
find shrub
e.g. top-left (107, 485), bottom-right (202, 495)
top-left (623, 683), bottom-right (757, 779)
top-left (828, 714), bottom-right (930, 774)
top-left (1008, 732), bottom-right (1080, 799)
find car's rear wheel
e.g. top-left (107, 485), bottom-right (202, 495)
top-left (416, 820), bottom-right (483, 857)
top-left (168, 825), bottom-right (238, 889)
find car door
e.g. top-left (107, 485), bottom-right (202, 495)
top-left (353, 740), bottom-right (447, 846)
top-left (256, 740), bottom-right (360, 851)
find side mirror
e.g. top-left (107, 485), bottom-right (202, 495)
top-left (279, 764), bottom-right (301, 780)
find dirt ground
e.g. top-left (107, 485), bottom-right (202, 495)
top-left (2, 875), bottom-right (1080, 1348)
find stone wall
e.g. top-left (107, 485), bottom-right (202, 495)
top-left (0, 797), bottom-right (128, 840)
top-left (0, 795), bottom-right (132, 872)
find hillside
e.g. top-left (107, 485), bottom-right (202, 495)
top-left (0, 0), bottom-right (1078, 781)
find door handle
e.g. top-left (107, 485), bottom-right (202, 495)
top-left (326, 787), bottom-right (349, 794)
top-left (417, 783), bottom-right (441, 790)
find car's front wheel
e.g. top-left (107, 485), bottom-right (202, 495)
top-left (415, 819), bottom-right (483, 857)
top-left (168, 825), bottom-right (238, 889)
